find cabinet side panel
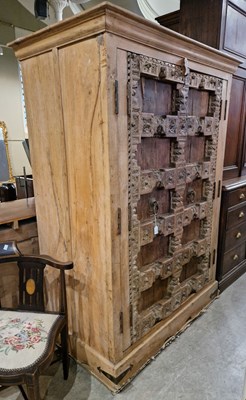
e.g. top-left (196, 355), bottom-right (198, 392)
top-left (58, 37), bottom-right (113, 359)
top-left (179, 0), bottom-right (222, 48)
top-left (223, 77), bottom-right (245, 179)
top-left (21, 52), bottom-right (71, 259)
top-left (223, 3), bottom-right (246, 68)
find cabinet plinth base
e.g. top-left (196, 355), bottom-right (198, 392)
top-left (73, 281), bottom-right (218, 392)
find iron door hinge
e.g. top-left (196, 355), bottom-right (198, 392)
top-left (117, 208), bottom-right (121, 235)
top-left (224, 99), bottom-right (228, 120)
top-left (212, 249), bottom-right (216, 265)
top-left (120, 311), bottom-right (124, 334)
top-left (129, 304), bottom-right (133, 327)
top-left (115, 80), bottom-right (119, 114)
top-left (213, 181), bottom-right (221, 200)
top-left (217, 180), bottom-right (221, 198)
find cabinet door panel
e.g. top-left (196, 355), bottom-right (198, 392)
top-left (136, 138), bottom-right (171, 169)
top-left (140, 78), bottom-right (173, 114)
top-left (127, 52), bottom-right (222, 343)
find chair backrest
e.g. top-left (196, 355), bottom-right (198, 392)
top-left (18, 258), bottom-right (46, 311)
top-left (0, 242), bottom-right (73, 314)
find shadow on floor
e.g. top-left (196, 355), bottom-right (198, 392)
top-left (0, 357), bottom-right (94, 400)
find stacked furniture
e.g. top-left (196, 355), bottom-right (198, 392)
top-left (10, 2), bottom-right (239, 390)
top-left (0, 198), bottom-right (38, 307)
top-left (157, 0), bottom-right (246, 290)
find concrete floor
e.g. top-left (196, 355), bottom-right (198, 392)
top-left (1, 273), bottom-right (246, 400)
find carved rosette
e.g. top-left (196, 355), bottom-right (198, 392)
top-left (127, 52), bottom-right (222, 342)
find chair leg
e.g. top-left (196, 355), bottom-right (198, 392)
top-left (18, 385), bottom-right (29, 400)
top-left (61, 324), bottom-right (69, 380)
top-left (25, 375), bottom-right (41, 400)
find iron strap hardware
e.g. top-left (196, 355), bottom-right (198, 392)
top-left (224, 99), bottom-right (228, 120)
top-left (115, 80), bottom-right (119, 114)
top-left (120, 311), bottom-right (124, 334)
top-left (117, 208), bottom-right (121, 235)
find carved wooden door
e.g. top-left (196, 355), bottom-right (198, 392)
top-left (127, 53), bottom-right (222, 343)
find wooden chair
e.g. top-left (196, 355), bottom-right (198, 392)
top-left (0, 241), bottom-right (73, 400)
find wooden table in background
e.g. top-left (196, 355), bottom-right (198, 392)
top-left (0, 197), bottom-right (39, 307)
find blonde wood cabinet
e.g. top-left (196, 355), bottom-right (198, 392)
top-left (10, 2), bottom-right (239, 391)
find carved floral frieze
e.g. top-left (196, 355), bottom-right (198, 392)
top-left (138, 113), bottom-right (217, 138)
top-left (139, 163), bottom-right (215, 195)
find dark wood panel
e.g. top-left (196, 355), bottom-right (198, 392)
top-left (137, 138), bottom-right (171, 169)
top-left (184, 137), bottom-right (205, 163)
top-left (137, 189), bottom-right (170, 220)
top-left (187, 89), bottom-right (209, 117)
top-left (182, 220), bottom-right (201, 245)
top-left (239, 82), bottom-right (246, 175)
top-left (137, 235), bottom-right (169, 268)
top-left (180, 257), bottom-right (198, 282)
top-left (174, 0), bottom-right (222, 48)
top-left (138, 278), bottom-right (168, 312)
top-left (138, 78), bottom-right (174, 115)
top-left (224, 4), bottom-right (246, 63)
top-left (156, 11), bottom-right (180, 31)
top-left (223, 77), bottom-right (245, 179)
top-left (183, 179), bottom-right (203, 206)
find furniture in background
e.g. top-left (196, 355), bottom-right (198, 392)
top-left (0, 197), bottom-right (39, 307)
top-left (9, 2), bottom-right (239, 391)
top-left (0, 182), bottom-right (17, 202)
top-left (0, 197), bottom-right (38, 254)
top-left (15, 175), bottom-right (34, 199)
top-left (0, 121), bottom-right (14, 184)
top-left (0, 242), bottom-right (73, 400)
top-left (217, 177), bottom-right (246, 290)
top-left (156, 0), bottom-right (246, 290)
top-left (0, 240), bottom-right (20, 258)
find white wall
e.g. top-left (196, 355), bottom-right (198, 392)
top-left (0, 0), bottom-right (46, 178)
top-left (137, 0), bottom-right (180, 22)
top-left (0, 23), bottom-right (32, 176)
